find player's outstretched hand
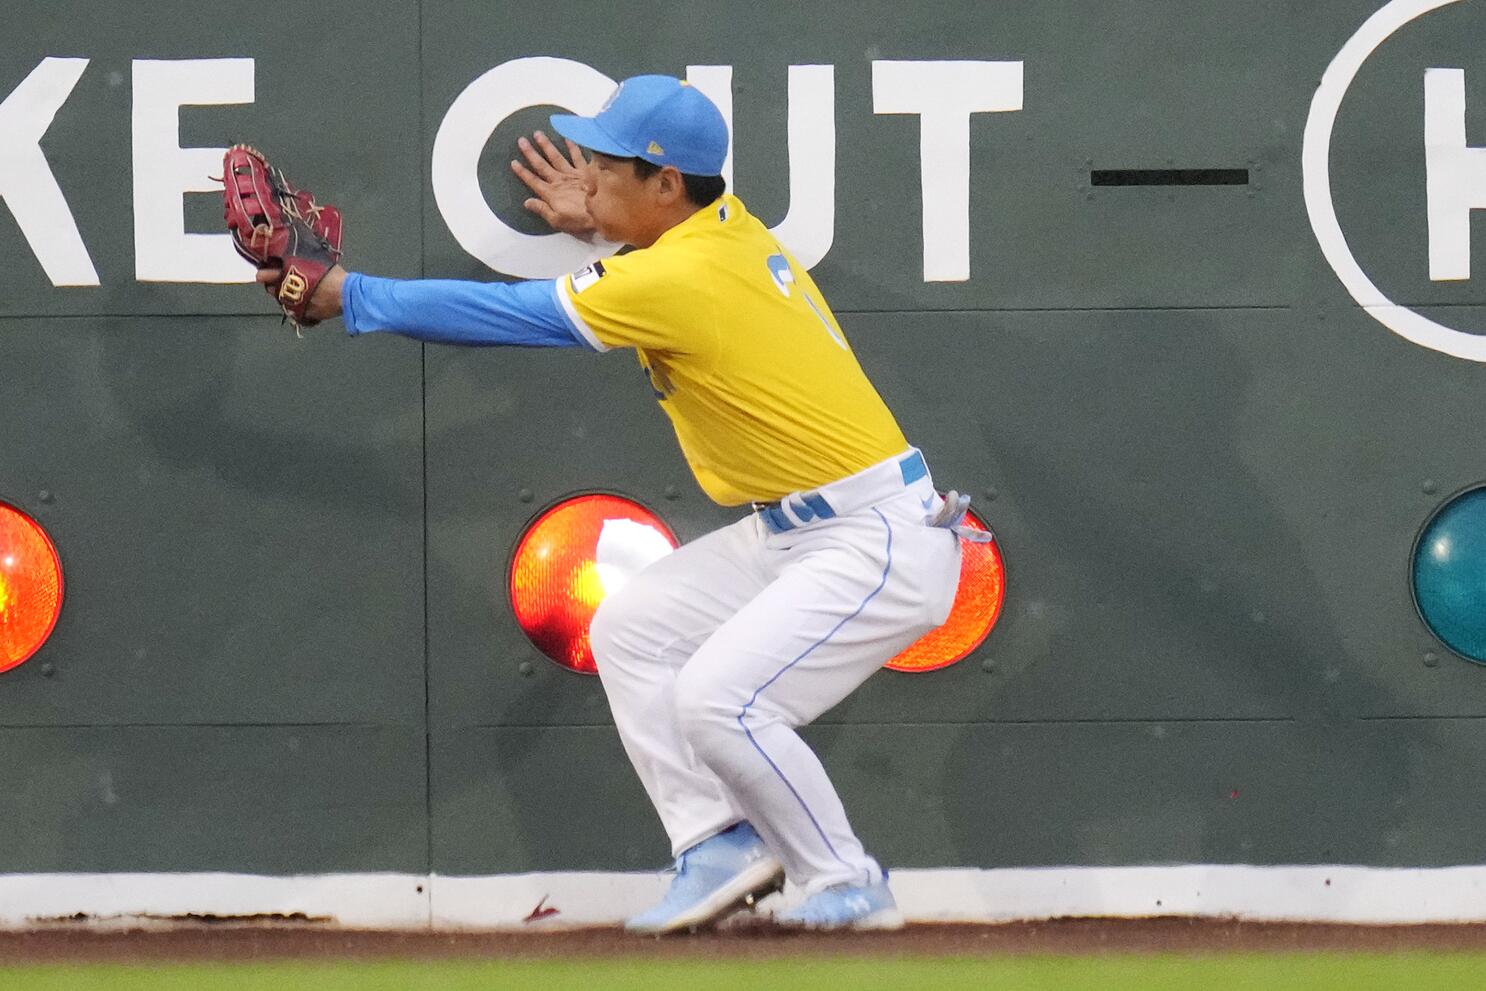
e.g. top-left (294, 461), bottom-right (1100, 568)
top-left (256, 264), bottom-right (346, 325)
top-left (512, 131), bottom-right (596, 240)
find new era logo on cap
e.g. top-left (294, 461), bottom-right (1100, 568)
top-left (646, 140), bottom-right (665, 155)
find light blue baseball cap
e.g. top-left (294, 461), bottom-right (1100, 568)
top-left (551, 75), bottom-right (729, 177)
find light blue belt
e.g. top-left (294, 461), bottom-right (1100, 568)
top-left (754, 451), bottom-right (928, 535)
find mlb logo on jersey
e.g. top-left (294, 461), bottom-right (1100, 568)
top-left (571, 260), bottom-right (607, 294)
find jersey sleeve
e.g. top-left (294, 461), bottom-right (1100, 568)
top-left (342, 273), bottom-right (594, 349)
top-left (555, 250), bottom-right (715, 355)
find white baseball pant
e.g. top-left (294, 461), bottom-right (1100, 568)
top-left (590, 449), bottom-right (960, 894)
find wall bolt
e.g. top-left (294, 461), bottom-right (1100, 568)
top-left (518, 488), bottom-right (535, 503)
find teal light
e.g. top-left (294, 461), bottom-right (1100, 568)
top-left (1412, 486), bottom-right (1486, 664)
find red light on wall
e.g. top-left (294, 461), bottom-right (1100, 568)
top-left (0, 502), bottom-right (64, 675)
top-left (886, 508), bottom-right (1004, 672)
top-left (509, 494), bottom-right (678, 674)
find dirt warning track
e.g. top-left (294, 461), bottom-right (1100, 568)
top-left (6, 919), bottom-right (1486, 963)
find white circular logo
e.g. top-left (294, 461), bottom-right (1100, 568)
top-left (1302, 0), bottom-right (1484, 361)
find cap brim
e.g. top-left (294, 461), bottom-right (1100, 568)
top-left (549, 114), bottom-right (637, 159)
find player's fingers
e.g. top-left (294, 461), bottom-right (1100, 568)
top-left (510, 159), bottom-right (550, 194)
top-left (523, 197), bottom-right (559, 225)
top-left (533, 130), bottom-right (576, 173)
top-left (255, 267), bottom-right (282, 285)
top-left (516, 136), bottom-right (558, 181)
top-left (564, 139), bottom-right (587, 167)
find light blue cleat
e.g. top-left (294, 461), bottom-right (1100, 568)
top-left (774, 877), bottom-right (905, 931)
top-left (624, 822), bottom-right (785, 935)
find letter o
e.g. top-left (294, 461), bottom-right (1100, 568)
top-left (432, 57), bottom-right (615, 278)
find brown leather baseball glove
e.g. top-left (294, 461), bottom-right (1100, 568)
top-left (221, 145), bottom-right (343, 327)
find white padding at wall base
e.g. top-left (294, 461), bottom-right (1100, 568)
top-left (0, 873), bottom-right (429, 929)
top-left (888, 865), bottom-right (1486, 924)
top-left (6, 865), bottom-right (1486, 930)
top-left (431, 872), bottom-right (669, 929)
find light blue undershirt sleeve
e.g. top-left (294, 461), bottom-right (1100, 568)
top-left (341, 273), bottom-right (592, 349)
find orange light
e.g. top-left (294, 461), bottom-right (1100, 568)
top-left (886, 508), bottom-right (1005, 672)
top-left (0, 502), bottom-right (64, 675)
top-left (509, 494), bottom-right (678, 674)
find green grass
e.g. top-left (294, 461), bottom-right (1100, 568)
top-left (4, 954), bottom-right (1486, 991)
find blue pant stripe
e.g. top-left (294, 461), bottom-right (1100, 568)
top-left (736, 508), bottom-right (895, 872)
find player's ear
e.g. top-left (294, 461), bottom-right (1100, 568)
top-left (656, 166), bottom-right (685, 205)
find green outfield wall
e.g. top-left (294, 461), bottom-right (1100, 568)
top-left (2, 0), bottom-right (1485, 891)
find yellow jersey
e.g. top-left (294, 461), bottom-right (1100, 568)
top-left (557, 195), bottom-right (908, 507)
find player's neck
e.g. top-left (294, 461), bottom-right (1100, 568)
top-left (629, 201), bottom-right (705, 249)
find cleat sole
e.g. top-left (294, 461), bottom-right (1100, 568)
top-left (624, 858), bottom-right (785, 936)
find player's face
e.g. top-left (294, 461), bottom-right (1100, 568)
top-left (585, 153), bottom-right (665, 247)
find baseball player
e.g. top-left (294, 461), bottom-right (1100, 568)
top-left (231, 75), bottom-right (982, 933)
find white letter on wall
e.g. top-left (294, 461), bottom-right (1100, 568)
top-left (132, 58), bottom-right (256, 283)
top-left (1425, 67), bottom-right (1486, 282)
top-left (0, 58), bottom-right (98, 287)
top-left (872, 60), bottom-right (1023, 282)
top-left (433, 57), bottom-right (619, 279)
top-left (689, 64), bottom-right (836, 269)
